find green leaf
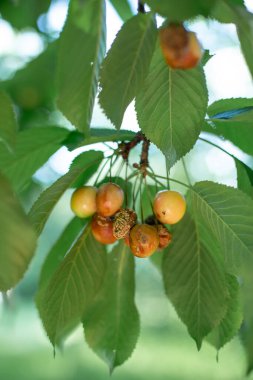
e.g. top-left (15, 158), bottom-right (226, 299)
top-left (207, 274), bottom-right (243, 350)
top-left (0, 173), bottom-right (37, 291)
top-left (207, 98), bottom-right (253, 118)
top-left (0, 127), bottom-right (70, 192)
top-left (235, 160), bottom-right (253, 198)
top-left (38, 217), bottom-right (85, 291)
top-left (3, 42), bottom-right (57, 111)
top-left (136, 45), bottom-right (208, 166)
top-left (56, 0), bottom-right (106, 134)
top-left (144, 0), bottom-right (218, 21)
top-left (109, 0), bottom-right (133, 21)
top-left (37, 224), bottom-right (107, 346)
top-left (83, 241), bottom-right (140, 372)
top-left (188, 181), bottom-right (253, 272)
top-left (162, 212), bottom-right (228, 349)
top-left (99, 12), bottom-right (157, 129)
top-left (0, 89), bottom-right (17, 151)
top-left (233, 6), bottom-right (253, 80)
top-left (0, 0), bottom-right (51, 30)
top-left (211, 2), bottom-right (253, 78)
top-left (204, 121), bottom-right (253, 157)
top-left (205, 98), bottom-right (253, 156)
top-left (29, 150), bottom-right (104, 235)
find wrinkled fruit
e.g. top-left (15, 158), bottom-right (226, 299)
top-left (156, 224), bottom-right (172, 250)
top-left (113, 208), bottom-right (137, 239)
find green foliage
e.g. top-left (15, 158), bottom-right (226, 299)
top-left (0, 127), bottom-right (69, 192)
top-left (207, 274), bottom-right (243, 350)
top-left (0, 89), bottom-right (17, 151)
top-left (188, 181), bottom-right (253, 272)
top-left (109, 0), bottom-right (133, 21)
top-left (3, 42), bottom-right (57, 113)
top-left (56, 0), bottom-right (106, 134)
top-left (0, 0), bottom-right (51, 30)
top-left (37, 224), bottom-right (107, 346)
top-left (29, 150), bottom-right (104, 235)
top-left (163, 213), bottom-right (228, 349)
top-left (99, 12), bottom-right (157, 129)
top-left (38, 217), bottom-right (85, 291)
top-left (0, 173), bottom-right (37, 291)
top-left (84, 241), bottom-right (140, 372)
top-left (2, 0), bottom-right (253, 374)
top-left (136, 45), bottom-right (207, 165)
top-left (235, 160), bottom-right (253, 198)
top-left (144, 0), bottom-right (217, 21)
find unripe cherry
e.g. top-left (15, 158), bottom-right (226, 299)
top-left (96, 182), bottom-right (124, 217)
top-left (153, 190), bottom-right (186, 225)
top-left (91, 214), bottom-right (117, 245)
top-left (129, 224), bottom-right (159, 258)
top-left (70, 186), bottom-right (97, 218)
top-left (159, 24), bottom-right (202, 69)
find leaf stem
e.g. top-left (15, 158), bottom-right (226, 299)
top-left (199, 137), bottom-right (235, 159)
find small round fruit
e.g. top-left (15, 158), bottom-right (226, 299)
top-left (91, 214), bottom-right (117, 245)
top-left (129, 224), bottom-right (159, 258)
top-left (159, 24), bottom-right (202, 69)
top-left (153, 190), bottom-right (186, 225)
top-left (96, 182), bottom-right (124, 217)
top-left (70, 186), bottom-right (97, 218)
top-left (156, 224), bottom-right (172, 250)
top-left (113, 208), bottom-right (137, 239)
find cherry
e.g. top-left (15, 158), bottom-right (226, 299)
top-left (145, 214), bottom-right (172, 249)
top-left (156, 224), bottom-right (172, 250)
top-left (113, 208), bottom-right (137, 239)
top-left (96, 182), bottom-right (124, 217)
top-left (91, 214), bottom-right (117, 245)
top-left (129, 224), bottom-right (159, 258)
top-left (70, 186), bottom-right (97, 218)
top-left (153, 190), bottom-right (186, 225)
top-left (159, 24), bottom-right (202, 69)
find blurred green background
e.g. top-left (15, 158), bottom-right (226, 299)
top-left (1, 0), bottom-right (253, 379)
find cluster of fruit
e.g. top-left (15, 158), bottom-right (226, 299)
top-left (159, 23), bottom-right (202, 69)
top-left (70, 182), bottom-right (186, 258)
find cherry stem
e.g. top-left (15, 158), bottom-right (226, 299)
top-left (144, 176), bottom-right (156, 218)
top-left (199, 137), bottom-right (236, 159)
top-left (94, 155), bottom-right (114, 186)
top-left (182, 157), bottom-right (192, 186)
top-left (147, 171), bottom-right (191, 189)
top-left (118, 131), bottom-right (144, 161)
top-left (125, 161), bottom-right (129, 207)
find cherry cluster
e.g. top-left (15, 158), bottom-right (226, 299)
top-left (70, 182), bottom-right (186, 258)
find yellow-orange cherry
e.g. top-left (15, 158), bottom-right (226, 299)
top-left (70, 186), bottom-right (97, 218)
top-left (153, 190), bottom-right (186, 225)
top-left (96, 182), bottom-right (124, 217)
